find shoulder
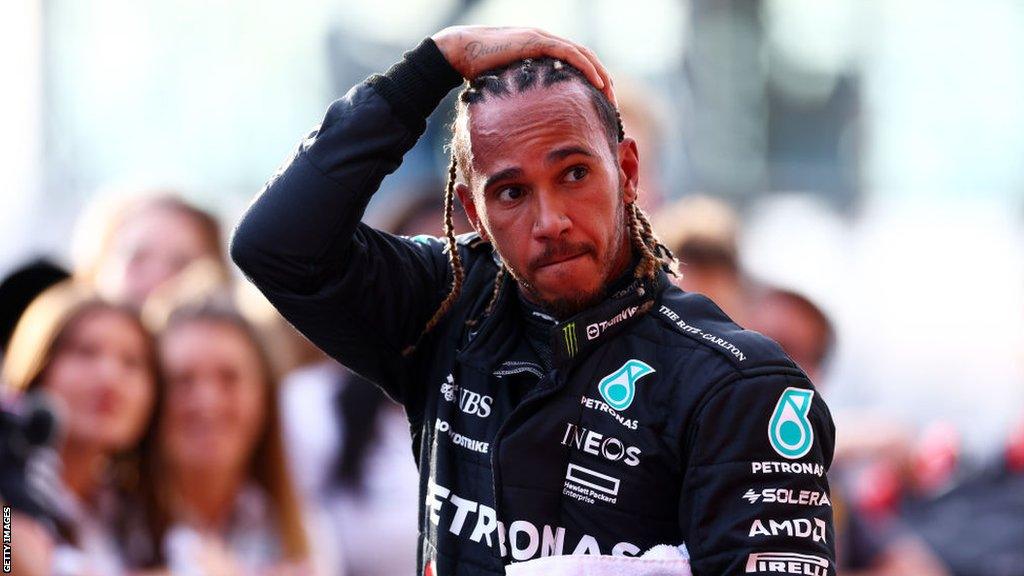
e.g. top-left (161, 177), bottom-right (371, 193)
top-left (404, 231), bottom-right (493, 266)
top-left (642, 285), bottom-right (820, 422)
top-left (650, 285), bottom-right (796, 373)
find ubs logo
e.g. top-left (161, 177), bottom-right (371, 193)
top-left (440, 374), bottom-right (493, 418)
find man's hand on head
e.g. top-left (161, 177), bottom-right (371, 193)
top-left (431, 26), bottom-right (617, 106)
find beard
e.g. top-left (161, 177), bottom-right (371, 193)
top-left (491, 194), bottom-right (631, 320)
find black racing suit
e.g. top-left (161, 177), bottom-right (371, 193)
top-left (231, 37), bottom-right (837, 576)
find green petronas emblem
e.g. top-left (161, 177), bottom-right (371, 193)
top-left (598, 359), bottom-right (655, 411)
top-left (768, 387), bottom-right (815, 459)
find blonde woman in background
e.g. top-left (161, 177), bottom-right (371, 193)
top-left (2, 282), bottom-right (158, 576)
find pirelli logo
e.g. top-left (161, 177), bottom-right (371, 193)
top-left (745, 552), bottom-right (829, 574)
top-left (562, 323), bottom-right (579, 357)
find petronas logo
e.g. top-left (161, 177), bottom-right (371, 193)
top-left (598, 360), bottom-right (655, 411)
top-left (769, 388), bottom-right (815, 459)
top-left (562, 323), bottom-right (579, 357)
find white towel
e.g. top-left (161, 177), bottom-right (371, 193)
top-left (505, 544), bottom-right (692, 576)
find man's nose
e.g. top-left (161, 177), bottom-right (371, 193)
top-left (532, 190), bottom-right (571, 240)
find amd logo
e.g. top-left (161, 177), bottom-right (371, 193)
top-left (749, 518), bottom-right (827, 543)
top-left (440, 374), bottom-right (493, 418)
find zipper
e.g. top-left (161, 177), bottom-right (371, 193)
top-left (487, 367), bottom-right (567, 561)
top-left (492, 361), bottom-right (545, 379)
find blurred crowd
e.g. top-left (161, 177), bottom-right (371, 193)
top-left (0, 92), bottom-right (1021, 576)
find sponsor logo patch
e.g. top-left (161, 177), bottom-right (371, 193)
top-left (561, 423), bottom-right (641, 466)
top-left (597, 359), bottom-right (654, 411)
top-left (751, 461), bottom-right (825, 476)
top-left (435, 418), bottom-right (489, 454)
top-left (563, 463), bottom-right (621, 505)
top-left (586, 305), bottom-right (640, 341)
top-left (769, 387), bottom-right (815, 459)
top-left (562, 323), bottom-right (579, 357)
top-left (580, 396), bottom-right (639, 430)
top-left (440, 374), bottom-right (493, 418)
top-left (658, 305), bottom-right (746, 361)
top-left (425, 479), bottom-right (640, 561)
top-left (742, 488), bottom-right (831, 507)
top-left (745, 552), bottom-right (830, 575)
top-left (748, 518), bottom-right (828, 543)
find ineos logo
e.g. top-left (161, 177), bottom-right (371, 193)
top-left (561, 422), bottom-right (641, 466)
top-left (440, 374), bottom-right (493, 418)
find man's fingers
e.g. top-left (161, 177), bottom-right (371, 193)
top-left (575, 44), bottom-right (617, 106)
top-left (558, 44), bottom-right (605, 90)
top-left (515, 35), bottom-right (604, 90)
top-left (533, 30), bottom-right (616, 104)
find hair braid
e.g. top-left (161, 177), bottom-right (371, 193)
top-left (628, 204), bottom-right (658, 281)
top-left (402, 154), bottom-right (464, 357)
top-left (634, 203), bottom-right (678, 273)
top-left (483, 264), bottom-right (507, 318)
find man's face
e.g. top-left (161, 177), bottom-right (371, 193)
top-left (456, 82), bottom-right (640, 317)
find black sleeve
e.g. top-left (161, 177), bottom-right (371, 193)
top-left (230, 38), bottom-right (463, 405)
top-left (681, 371), bottom-right (837, 576)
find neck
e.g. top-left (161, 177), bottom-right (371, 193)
top-left (60, 440), bottom-right (109, 501)
top-left (173, 467), bottom-right (245, 528)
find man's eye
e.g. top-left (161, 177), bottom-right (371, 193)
top-left (498, 186), bottom-right (525, 202)
top-left (564, 165), bottom-right (589, 182)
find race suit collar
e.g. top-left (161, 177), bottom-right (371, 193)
top-left (550, 268), bottom-right (667, 368)
top-left (458, 250), bottom-right (667, 373)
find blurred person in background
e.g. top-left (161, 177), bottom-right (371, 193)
top-left (615, 78), bottom-right (670, 213)
top-left (128, 302), bottom-right (322, 576)
top-left (1, 281), bottom-right (158, 576)
top-left (654, 195), bottom-right (753, 326)
top-left (281, 184), bottom-right (468, 576)
top-left (749, 286), bottom-right (949, 576)
top-left (73, 193), bottom-right (227, 309)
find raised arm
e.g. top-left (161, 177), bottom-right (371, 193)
top-left (230, 28), bottom-right (613, 402)
top-left (230, 37), bottom-right (461, 403)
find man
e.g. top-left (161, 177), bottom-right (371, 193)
top-left (232, 26), bottom-right (836, 576)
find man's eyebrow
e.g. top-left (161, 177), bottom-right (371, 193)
top-left (484, 167), bottom-right (523, 190)
top-left (547, 146), bottom-right (594, 164)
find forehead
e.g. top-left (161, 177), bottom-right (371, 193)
top-left (467, 82), bottom-right (610, 181)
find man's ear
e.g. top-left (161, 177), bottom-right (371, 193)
top-left (617, 137), bottom-right (640, 205)
top-left (455, 182), bottom-right (489, 241)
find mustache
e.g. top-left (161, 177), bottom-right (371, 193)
top-left (528, 241), bottom-right (595, 271)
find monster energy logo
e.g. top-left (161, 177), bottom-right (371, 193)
top-left (768, 388), bottom-right (815, 459)
top-left (562, 323), bottom-right (579, 357)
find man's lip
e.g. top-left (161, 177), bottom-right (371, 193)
top-left (535, 252), bottom-right (587, 270)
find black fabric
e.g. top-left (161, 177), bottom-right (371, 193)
top-left (516, 289), bottom-right (557, 371)
top-left (0, 258), bottom-right (70, 352)
top-left (367, 37), bottom-right (463, 134)
top-left (232, 43), bottom-right (838, 576)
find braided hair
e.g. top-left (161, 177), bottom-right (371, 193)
top-left (403, 58), bottom-right (677, 356)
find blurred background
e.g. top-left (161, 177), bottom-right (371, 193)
top-left (1, 1), bottom-right (1022, 575)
